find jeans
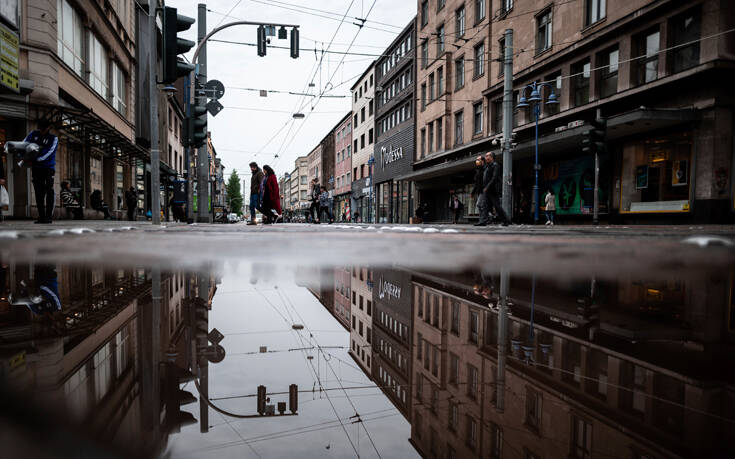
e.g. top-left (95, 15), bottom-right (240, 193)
top-left (545, 210), bottom-right (555, 224)
top-left (476, 194), bottom-right (488, 224)
top-left (249, 193), bottom-right (259, 221)
top-left (485, 192), bottom-right (510, 224)
top-left (32, 167), bottom-right (55, 221)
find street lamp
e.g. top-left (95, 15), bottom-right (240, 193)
top-left (517, 81), bottom-right (559, 224)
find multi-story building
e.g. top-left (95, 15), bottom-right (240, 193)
top-left (307, 143), bottom-right (322, 186)
top-left (350, 63), bottom-right (377, 222)
top-left (279, 173), bottom-right (290, 217)
top-left (333, 113), bottom-right (353, 221)
top-left (374, 18), bottom-right (417, 223)
top-left (333, 266), bottom-right (352, 330)
top-left (289, 156), bottom-right (309, 217)
top-left (348, 267), bottom-right (373, 374)
top-left (410, 0), bottom-right (492, 223)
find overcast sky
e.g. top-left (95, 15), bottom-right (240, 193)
top-left (168, 0), bottom-right (416, 195)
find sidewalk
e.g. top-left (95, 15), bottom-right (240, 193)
top-left (0, 219), bottom-right (182, 238)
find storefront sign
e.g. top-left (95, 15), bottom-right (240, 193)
top-left (380, 145), bottom-right (403, 170)
top-left (378, 277), bottom-right (401, 300)
top-left (0, 22), bottom-right (19, 92)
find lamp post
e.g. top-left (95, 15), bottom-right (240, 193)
top-left (516, 82), bottom-right (559, 224)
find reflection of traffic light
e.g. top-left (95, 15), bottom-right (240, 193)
top-left (582, 118), bottom-right (606, 155)
top-left (257, 385), bottom-right (267, 415)
top-left (161, 6), bottom-right (196, 84)
top-left (289, 384), bottom-right (298, 414)
top-left (163, 362), bottom-right (198, 433)
top-left (577, 296), bottom-right (600, 340)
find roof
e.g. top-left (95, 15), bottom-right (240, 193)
top-left (350, 60), bottom-right (377, 91)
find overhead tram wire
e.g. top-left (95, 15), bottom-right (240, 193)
top-left (251, 0), bottom-right (403, 30)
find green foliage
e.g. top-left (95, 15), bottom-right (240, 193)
top-left (226, 169), bottom-right (243, 215)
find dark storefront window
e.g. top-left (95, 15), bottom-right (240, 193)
top-left (436, 117), bottom-right (443, 151)
top-left (670, 9), bottom-right (700, 73)
top-left (544, 72), bottom-right (561, 116)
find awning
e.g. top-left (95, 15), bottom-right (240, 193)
top-left (36, 104), bottom-right (151, 167)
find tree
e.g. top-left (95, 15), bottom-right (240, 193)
top-left (226, 169), bottom-right (243, 215)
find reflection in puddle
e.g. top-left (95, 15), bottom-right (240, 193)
top-left (1, 262), bottom-right (734, 458)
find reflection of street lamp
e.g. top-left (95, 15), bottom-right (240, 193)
top-left (517, 82), bottom-right (559, 224)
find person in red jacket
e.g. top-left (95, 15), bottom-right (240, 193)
top-left (261, 165), bottom-right (282, 224)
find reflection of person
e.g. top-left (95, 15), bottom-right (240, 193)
top-left (25, 119), bottom-right (58, 224)
top-left (544, 188), bottom-right (556, 226)
top-left (482, 152), bottom-right (510, 226)
top-left (60, 181), bottom-right (83, 220)
top-left (90, 189), bottom-right (112, 219)
top-left (125, 186), bottom-right (137, 221)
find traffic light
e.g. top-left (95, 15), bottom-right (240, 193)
top-left (290, 28), bottom-right (299, 59)
top-left (581, 118), bottom-right (606, 155)
top-left (163, 362), bottom-right (198, 433)
top-left (161, 6), bottom-right (196, 84)
top-left (289, 384), bottom-right (298, 413)
top-left (257, 25), bottom-right (267, 57)
top-left (257, 385), bottom-right (267, 415)
top-left (188, 101), bottom-right (207, 149)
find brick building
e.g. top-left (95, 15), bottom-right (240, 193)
top-left (350, 63), bottom-right (377, 222)
top-left (333, 112), bottom-right (353, 221)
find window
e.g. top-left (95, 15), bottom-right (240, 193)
top-left (468, 364), bottom-right (478, 398)
top-left (474, 42), bottom-right (485, 77)
top-left (359, 320), bottom-right (363, 336)
top-left (352, 315), bottom-right (356, 329)
top-left (360, 134), bottom-right (365, 149)
top-left (436, 24), bottom-right (445, 55)
top-left (501, 0), bottom-right (513, 14)
top-left (429, 73), bottom-right (435, 101)
top-left (359, 295), bottom-right (364, 310)
top-left (354, 92), bottom-right (358, 103)
top-left (421, 83), bottom-right (427, 110)
top-left (57, 0), bottom-right (84, 76)
top-left (451, 302), bottom-right (459, 334)
top-left (436, 117), bottom-right (443, 151)
top-left (466, 416), bottom-right (477, 449)
top-left (634, 29), bottom-right (660, 85)
top-left (670, 9), bottom-right (701, 73)
top-left (421, 1), bottom-right (428, 27)
top-left (415, 410), bottom-right (423, 438)
top-left (369, 74), bottom-right (373, 87)
top-left (111, 62), bottom-right (127, 115)
top-left (449, 353), bottom-right (459, 384)
top-left (432, 346), bottom-right (439, 376)
top-left (361, 107), bottom-right (365, 122)
top-left (428, 122), bottom-right (434, 153)
top-left (359, 86), bottom-right (363, 98)
top-left (599, 48), bottom-right (619, 98)
top-left (88, 33), bottom-right (109, 98)
top-left (456, 6), bottom-right (465, 38)
top-left (476, 0), bottom-right (486, 23)
top-left (421, 40), bottom-right (429, 68)
top-left (367, 300), bottom-right (372, 316)
top-left (473, 102), bottom-right (483, 135)
top-left (424, 341), bottom-right (430, 370)
top-left (369, 99), bottom-right (373, 116)
top-left (585, 0), bottom-right (606, 26)
top-left (353, 139), bottom-right (358, 153)
top-left (420, 128), bottom-right (426, 158)
top-left (454, 57), bottom-right (465, 90)
top-left (437, 0), bottom-right (445, 11)
top-left (493, 99), bottom-right (503, 134)
top-left (490, 423), bottom-right (503, 458)
top-left (469, 310), bottom-right (478, 343)
top-left (417, 333), bottom-right (423, 358)
top-left (525, 388), bottom-right (542, 432)
top-left (536, 9), bottom-right (552, 53)
top-left (368, 128), bottom-right (373, 144)
top-left (454, 111), bottom-right (464, 146)
top-left (572, 60), bottom-right (591, 106)
top-left (437, 67), bottom-right (444, 96)
top-left (571, 416), bottom-right (592, 459)
top-left (449, 402), bottom-right (459, 431)
top-left (498, 37), bottom-right (506, 76)
top-left (354, 114), bottom-right (358, 126)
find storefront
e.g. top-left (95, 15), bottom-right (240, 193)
top-left (373, 130), bottom-right (415, 223)
top-left (351, 177), bottom-right (373, 223)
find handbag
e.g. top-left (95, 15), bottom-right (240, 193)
top-left (0, 185), bottom-right (9, 209)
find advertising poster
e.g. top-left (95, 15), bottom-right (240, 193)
top-left (636, 165), bottom-right (649, 189)
top-left (543, 155), bottom-right (609, 215)
top-left (672, 159), bottom-right (688, 186)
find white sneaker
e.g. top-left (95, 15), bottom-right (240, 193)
top-left (545, 221), bottom-right (551, 225)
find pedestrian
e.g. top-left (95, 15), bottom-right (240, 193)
top-left (60, 181), bottom-right (83, 220)
top-left (24, 119), bottom-right (58, 224)
top-left (309, 178), bottom-right (321, 223)
top-left (544, 188), bottom-right (556, 225)
top-left (318, 186), bottom-right (334, 224)
top-left (90, 189), bottom-right (112, 219)
top-left (248, 162), bottom-right (264, 225)
top-left (261, 165), bottom-right (282, 224)
top-left (471, 156), bottom-right (488, 226)
top-left (448, 191), bottom-right (464, 224)
top-left (353, 210), bottom-right (360, 223)
top-left (125, 186), bottom-right (137, 221)
top-left (481, 152), bottom-right (510, 226)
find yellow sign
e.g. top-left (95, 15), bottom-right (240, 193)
top-left (0, 22), bottom-right (19, 93)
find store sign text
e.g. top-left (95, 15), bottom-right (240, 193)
top-left (380, 145), bottom-right (403, 170)
top-left (378, 278), bottom-right (401, 300)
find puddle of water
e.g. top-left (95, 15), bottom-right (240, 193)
top-left (1, 261), bottom-right (734, 458)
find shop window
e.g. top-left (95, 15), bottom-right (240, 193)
top-left (599, 48), bottom-right (618, 98)
top-left (633, 28), bottom-right (660, 86)
top-left (670, 9), bottom-right (701, 73)
top-left (572, 59), bottom-right (590, 106)
top-left (620, 132), bottom-right (692, 213)
top-left (57, 0), bottom-right (84, 76)
top-left (436, 117), bottom-right (443, 151)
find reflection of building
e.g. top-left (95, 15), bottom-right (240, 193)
top-left (372, 268), bottom-right (413, 418)
top-left (333, 266), bottom-right (352, 331)
top-left (349, 267), bottom-right (373, 374)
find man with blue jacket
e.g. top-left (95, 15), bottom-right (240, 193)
top-left (24, 119), bottom-right (58, 223)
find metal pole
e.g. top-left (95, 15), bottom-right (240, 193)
top-left (149, 7), bottom-right (160, 225)
top-left (593, 108), bottom-right (601, 225)
top-left (496, 268), bottom-right (509, 413)
top-left (185, 75), bottom-right (194, 222)
top-left (501, 29), bottom-right (514, 219)
top-left (533, 99), bottom-right (540, 224)
top-left (196, 4), bottom-right (209, 223)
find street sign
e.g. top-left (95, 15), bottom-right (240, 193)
top-left (203, 79), bottom-right (225, 100)
top-left (208, 327), bottom-right (224, 344)
top-left (0, 22), bottom-right (19, 93)
top-left (206, 99), bottom-right (224, 117)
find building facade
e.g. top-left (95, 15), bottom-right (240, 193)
top-left (333, 113), bottom-right (353, 221)
top-left (349, 266), bottom-right (373, 374)
top-left (350, 63), bottom-right (377, 222)
top-left (289, 156), bottom-right (309, 217)
top-left (374, 18), bottom-right (417, 224)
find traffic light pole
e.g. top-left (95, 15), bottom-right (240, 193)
top-left (196, 4), bottom-right (209, 223)
top-left (593, 108), bottom-right (601, 225)
top-left (149, 6), bottom-right (161, 225)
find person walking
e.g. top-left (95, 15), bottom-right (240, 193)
top-left (249, 162), bottom-right (264, 225)
top-left (60, 181), bottom-right (83, 220)
top-left (318, 186), bottom-right (333, 224)
top-left (261, 165), bottom-right (282, 224)
top-left (125, 186), bottom-right (137, 221)
top-left (544, 188), bottom-right (556, 225)
top-left (449, 192), bottom-right (464, 224)
top-left (471, 156), bottom-right (488, 226)
top-left (25, 119), bottom-right (58, 224)
top-left (309, 178), bottom-right (321, 223)
top-left (482, 152), bottom-right (510, 226)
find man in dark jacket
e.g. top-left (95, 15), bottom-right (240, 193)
top-left (125, 186), bottom-right (137, 221)
top-left (249, 162), bottom-right (265, 225)
top-left (25, 119), bottom-right (58, 223)
top-left (471, 156), bottom-right (488, 226)
top-left (481, 152), bottom-right (510, 226)
top-left (309, 178), bottom-right (321, 223)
